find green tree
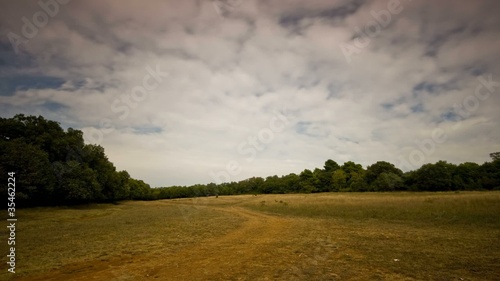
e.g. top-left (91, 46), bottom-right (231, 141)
top-left (244, 177), bottom-right (264, 194)
top-left (82, 144), bottom-right (121, 200)
top-left (1, 114), bottom-right (67, 162)
top-left (480, 159), bottom-right (500, 190)
top-left (313, 168), bottom-right (331, 192)
top-left (453, 162), bottom-right (481, 190)
top-left (349, 171), bottom-right (368, 191)
top-left (0, 139), bottom-right (56, 204)
top-left (129, 179), bottom-right (152, 200)
top-left (490, 152), bottom-right (500, 161)
top-left (324, 159), bottom-right (340, 172)
top-left (341, 161), bottom-right (363, 176)
top-left (0, 114), bottom-right (151, 205)
top-left (331, 169), bottom-right (348, 191)
top-left (299, 169), bottom-right (318, 193)
top-left (340, 161), bottom-right (365, 191)
top-left (115, 170), bottom-right (132, 200)
top-left (282, 173), bottom-right (301, 193)
top-left (365, 161), bottom-right (403, 185)
top-left (371, 172), bottom-right (404, 191)
top-left (55, 161), bottom-right (101, 202)
top-left (260, 175), bottom-right (287, 194)
top-left (411, 161), bottom-right (456, 191)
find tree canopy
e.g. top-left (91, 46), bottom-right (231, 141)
top-left (0, 114), bottom-right (152, 206)
top-left (155, 155), bottom-right (499, 200)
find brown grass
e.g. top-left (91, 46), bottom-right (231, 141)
top-left (1, 192), bottom-right (499, 280)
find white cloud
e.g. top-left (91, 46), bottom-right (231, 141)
top-left (1, 0), bottom-right (499, 186)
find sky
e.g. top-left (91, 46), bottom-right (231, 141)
top-left (1, 0), bottom-right (499, 187)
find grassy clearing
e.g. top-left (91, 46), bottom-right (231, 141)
top-left (0, 200), bottom-right (243, 279)
top-left (245, 192), bottom-right (500, 227)
top-left (243, 192), bottom-right (500, 280)
top-left (0, 192), bottom-right (498, 280)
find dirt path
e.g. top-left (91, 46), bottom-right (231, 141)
top-left (18, 205), bottom-right (298, 281)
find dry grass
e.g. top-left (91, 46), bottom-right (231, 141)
top-left (0, 200), bottom-right (243, 280)
top-left (243, 192), bottom-right (500, 280)
top-left (245, 192), bottom-right (500, 227)
top-left (1, 192), bottom-right (499, 280)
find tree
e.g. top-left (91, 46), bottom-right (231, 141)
top-left (480, 159), bottom-right (500, 190)
top-left (411, 161), bottom-right (456, 191)
top-left (55, 161), bottom-right (101, 202)
top-left (331, 169), bottom-right (348, 191)
top-left (115, 170), bottom-right (132, 200)
top-left (299, 169), bottom-right (318, 193)
top-left (0, 139), bottom-right (56, 204)
top-left (319, 160), bottom-right (340, 192)
top-left (340, 161), bottom-right (365, 191)
top-left (324, 159), bottom-right (340, 172)
top-left (365, 161), bottom-right (403, 185)
top-left (282, 173), bottom-right (301, 193)
top-left (349, 171), bottom-right (368, 191)
top-left (82, 144), bottom-right (122, 201)
top-left (0, 114), bottom-right (151, 205)
top-left (260, 175), bottom-right (284, 194)
top-left (341, 161), bottom-right (363, 176)
top-left (313, 168), bottom-right (331, 192)
top-left (0, 114), bottom-right (67, 163)
top-left (371, 172), bottom-right (404, 191)
top-left (490, 152), bottom-right (500, 161)
top-left (245, 177), bottom-right (264, 194)
top-left (453, 162), bottom-right (481, 190)
top-left (129, 179), bottom-right (152, 200)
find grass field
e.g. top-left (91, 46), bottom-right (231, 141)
top-left (1, 192), bottom-right (499, 280)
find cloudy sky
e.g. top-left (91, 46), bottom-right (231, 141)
top-left (1, 0), bottom-right (499, 187)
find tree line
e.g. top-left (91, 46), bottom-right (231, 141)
top-left (0, 114), bottom-right (152, 206)
top-left (1, 114), bottom-right (499, 206)
top-left (155, 155), bottom-right (500, 199)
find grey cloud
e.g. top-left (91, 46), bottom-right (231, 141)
top-left (0, 0), bottom-right (499, 186)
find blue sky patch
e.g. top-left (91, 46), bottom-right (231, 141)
top-left (413, 82), bottom-right (437, 93)
top-left (133, 126), bottom-right (163, 135)
top-left (410, 103), bottom-right (424, 113)
top-left (42, 101), bottom-right (68, 111)
top-left (0, 75), bottom-right (66, 96)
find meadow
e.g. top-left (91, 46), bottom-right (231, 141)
top-left (1, 191), bottom-right (499, 280)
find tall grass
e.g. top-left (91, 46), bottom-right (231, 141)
top-left (245, 192), bottom-right (500, 227)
